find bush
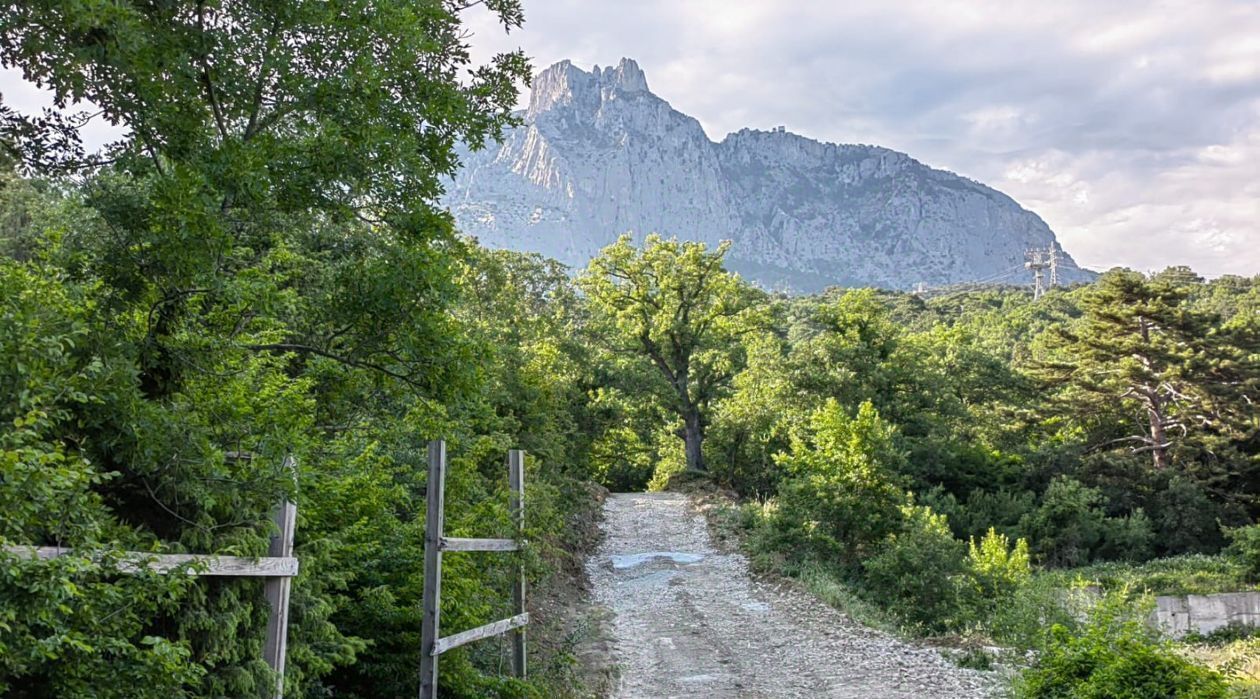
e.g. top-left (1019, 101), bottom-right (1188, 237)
top-left (1227, 524), bottom-right (1260, 582)
top-left (988, 576), bottom-right (1081, 651)
top-left (1016, 591), bottom-right (1230, 699)
top-left (1020, 476), bottom-right (1109, 567)
top-left (967, 528), bottom-right (1031, 603)
top-left (1155, 476), bottom-right (1229, 556)
top-left (862, 504), bottom-right (967, 632)
top-left (961, 488), bottom-right (1037, 541)
top-left (772, 400), bottom-right (905, 564)
top-left (1099, 508), bottom-right (1156, 562)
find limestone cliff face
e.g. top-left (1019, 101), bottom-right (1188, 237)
top-left (445, 58), bottom-right (1092, 291)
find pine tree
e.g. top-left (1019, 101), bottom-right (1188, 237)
top-left (1038, 269), bottom-right (1258, 472)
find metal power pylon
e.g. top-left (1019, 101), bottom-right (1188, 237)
top-left (1024, 246), bottom-right (1062, 299)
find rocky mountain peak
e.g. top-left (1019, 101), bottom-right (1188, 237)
top-left (451, 58), bottom-right (1094, 292)
top-left (527, 58), bottom-right (651, 119)
top-left (593, 58), bottom-right (649, 94)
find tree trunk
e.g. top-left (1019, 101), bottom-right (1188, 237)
top-left (683, 409), bottom-right (705, 473)
top-left (1147, 396), bottom-right (1170, 470)
top-left (1137, 317), bottom-right (1170, 470)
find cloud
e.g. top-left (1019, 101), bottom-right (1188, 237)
top-left (464, 0), bottom-right (1260, 276)
top-left (4, 1), bottom-right (1257, 276)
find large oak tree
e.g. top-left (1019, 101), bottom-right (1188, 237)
top-left (580, 234), bottom-right (764, 474)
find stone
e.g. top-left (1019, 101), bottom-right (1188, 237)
top-left (446, 58), bottom-right (1095, 292)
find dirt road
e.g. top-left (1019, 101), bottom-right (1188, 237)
top-left (585, 492), bottom-right (996, 698)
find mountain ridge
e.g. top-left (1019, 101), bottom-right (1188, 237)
top-left (445, 58), bottom-right (1093, 292)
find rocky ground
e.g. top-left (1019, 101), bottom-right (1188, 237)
top-left (585, 492), bottom-right (999, 698)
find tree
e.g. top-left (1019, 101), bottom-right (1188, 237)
top-left (0, 0), bottom-right (536, 693)
top-left (1038, 269), bottom-right (1258, 472)
top-left (580, 234), bottom-right (763, 473)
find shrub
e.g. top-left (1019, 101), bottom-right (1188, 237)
top-left (1015, 591), bottom-right (1230, 699)
top-left (1227, 524), bottom-right (1260, 582)
top-left (1020, 476), bottom-right (1109, 567)
top-left (968, 528), bottom-right (1032, 602)
top-left (960, 488), bottom-right (1037, 541)
top-left (988, 576), bottom-right (1080, 651)
top-left (772, 400), bottom-right (905, 564)
top-left (1099, 508), bottom-right (1156, 562)
top-left (862, 504), bottom-right (967, 632)
top-left (1155, 476), bottom-right (1229, 556)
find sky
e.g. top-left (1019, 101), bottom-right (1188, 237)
top-left (460, 0), bottom-right (1260, 277)
top-left (3, 1), bottom-right (1258, 277)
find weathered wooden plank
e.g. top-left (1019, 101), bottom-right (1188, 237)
top-left (264, 456), bottom-right (298, 699)
top-left (3, 546), bottom-right (299, 577)
top-left (419, 440), bottom-right (446, 699)
top-left (439, 537), bottom-right (520, 552)
top-left (509, 449), bottom-right (527, 678)
top-left (432, 613), bottom-right (530, 657)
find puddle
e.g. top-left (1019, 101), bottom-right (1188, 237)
top-left (741, 601), bottom-right (770, 613)
top-left (620, 570), bottom-right (679, 587)
top-left (610, 551), bottom-right (705, 569)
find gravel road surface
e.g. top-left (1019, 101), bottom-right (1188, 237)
top-left (585, 492), bottom-right (997, 698)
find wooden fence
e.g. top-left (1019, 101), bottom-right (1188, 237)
top-left (419, 440), bottom-right (529, 699)
top-left (4, 456), bottom-right (299, 699)
top-left (6, 445), bottom-right (529, 698)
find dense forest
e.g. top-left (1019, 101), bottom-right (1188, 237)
top-left (2, 1), bottom-right (1259, 698)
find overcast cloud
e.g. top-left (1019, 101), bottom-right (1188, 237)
top-left (465, 0), bottom-right (1260, 277)
top-left (3, 1), bottom-right (1257, 276)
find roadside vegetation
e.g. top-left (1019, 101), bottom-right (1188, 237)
top-left (594, 238), bottom-right (1260, 696)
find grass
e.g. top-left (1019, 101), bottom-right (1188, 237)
top-left (1180, 633), bottom-right (1260, 699)
top-left (696, 494), bottom-right (904, 636)
top-left (1037, 554), bottom-right (1256, 596)
top-left (795, 561), bottom-right (899, 635)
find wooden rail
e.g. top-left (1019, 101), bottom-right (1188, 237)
top-left (440, 537), bottom-right (520, 552)
top-left (432, 613), bottom-right (530, 656)
top-left (4, 455), bottom-right (299, 699)
top-left (419, 441), bottom-right (529, 699)
top-left (2, 546), bottom-right (299, 577)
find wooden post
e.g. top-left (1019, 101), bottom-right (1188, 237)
top-left (508, 450), bottom-right (527, 679)
top-left (264, 455), bottom-right (298, 699)
top-left (419, 441), bottom-right (446, 699)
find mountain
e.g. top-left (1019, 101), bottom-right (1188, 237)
top-left (444, 58), bottom-right (1093, 292)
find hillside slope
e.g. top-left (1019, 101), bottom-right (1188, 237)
top-left (445, 58), bottom-right (1092, 292)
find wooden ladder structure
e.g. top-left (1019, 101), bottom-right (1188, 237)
top-left (419, 440), bottom-right (528, 699)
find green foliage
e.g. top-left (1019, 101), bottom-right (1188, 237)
top-left (1018, 476), bottom-right (1110, 567)
top-left (772, 400), bottom-right (905, 563)
top-left (986, 576), bottom-right (1082, 651)
top-left (1098, 509), bottom-right (1157, 563)
top-left (708, 330), bottom-right (798, 496)
top-left (1227, 525), bottom-right (1260, 582)
top-left (692, 271), bottom-right (1256, 644)
top-left (1040, 554), bottom-right (1256, 597)
top-left (1016, 591), bottom-right (1230, 699)
top-left (1035, 269), bottom-right (1260, 476)
top-left (0, 0), bottom-right (620, 695)
top-left (967, 528), bottom-right (1032, 601)
top-left (862, 504), bottom-right (967, 632)
top-left (579, 234), bottom-right (766, 474)
top-left (1154, 476), bottom-right (1229, 556)
top-left (1018, 476), bottom-right (1154, 567)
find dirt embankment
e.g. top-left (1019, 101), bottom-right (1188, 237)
top-left (585, 492), bottom-right (997, 698)
top-left (529, 481), bottom-right (619, 696)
